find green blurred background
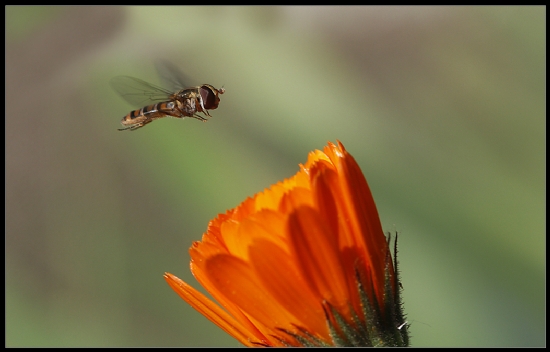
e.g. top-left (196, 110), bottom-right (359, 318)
top-left (6, 6), bottom-right (544, 347)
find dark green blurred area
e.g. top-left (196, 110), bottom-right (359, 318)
top-left (6, 6), bottom-right (544, 347)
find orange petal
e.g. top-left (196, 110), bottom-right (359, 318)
top-left (279, 186), bottom-right (315, 214)
top-left (287, 206), bottom-right (350, 313)
top-left (164, 272), bottom-right (255, 347)
top-left (222, 210), bottom-right (289, 261)
top-left (249, 238), bottom-right (330, 342)
top-left (204, 254), bottom-right (299, 345)
top-left (310, 161), bottom-right (364, 312)
top-left (189, 261), bottom-right (269, 344)
top-left (329, 141), bottom-right (393, 304)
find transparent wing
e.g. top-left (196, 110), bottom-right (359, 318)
top-left (110, 76), bottom-right (173, 107)
top-left (155, 60), bottom-right (195, 91)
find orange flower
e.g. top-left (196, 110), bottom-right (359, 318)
top-left (165, 141), bottom-right (409, 347)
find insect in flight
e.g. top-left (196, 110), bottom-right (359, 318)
top-left (110, 61), bottom-right (225, 131)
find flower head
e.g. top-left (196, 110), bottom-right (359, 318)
top-left (165, 141), bottom-right (409, 346)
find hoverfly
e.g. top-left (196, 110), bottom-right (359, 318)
top-left (110, 61), bottom-right (225, 131)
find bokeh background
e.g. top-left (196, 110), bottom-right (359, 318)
top-left (6, 6), bottom-right (544, 347)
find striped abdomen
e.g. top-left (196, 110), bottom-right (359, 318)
top-left (119, 101), bottom-right (185, 131)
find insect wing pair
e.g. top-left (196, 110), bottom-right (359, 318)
top-left (110, 61), bottom-right (225, 131)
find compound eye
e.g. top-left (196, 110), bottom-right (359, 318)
top-left (200, 86), bottom-right (220, 110)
